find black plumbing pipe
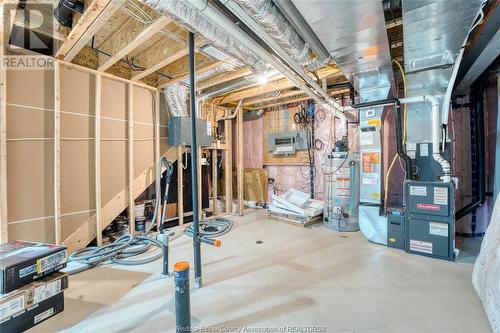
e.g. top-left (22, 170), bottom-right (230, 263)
top-left (455, 80), bottom-right (486, 221)
top-left (188, 32), bottom-right (202, 288)
top-left (393, 99), bottom-right (413, 180)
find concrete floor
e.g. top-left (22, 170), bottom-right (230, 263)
top-left (30, 209), bottom-right (491, 333)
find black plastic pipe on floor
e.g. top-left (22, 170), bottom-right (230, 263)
top-left (188, 31), bottom-right (202, 288)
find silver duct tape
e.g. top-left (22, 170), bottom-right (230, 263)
top-left (144, 0), bottom-right (267, 73)
top-left (163, 84), bottom-right (188, 117)
top-left (234, 0), bottom-right (311, 65)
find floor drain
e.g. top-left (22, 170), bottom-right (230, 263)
top-left (256, 240), bottom-right (263, 244)
top-left (340, 235), bottom-right (348, 238)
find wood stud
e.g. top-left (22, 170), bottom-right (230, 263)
top-left (95, 73), bottom-right (102, 246)
top-left (128, 83), bottom-right (135, 234)
top-left (236, 102), bottom-right (244, 216)
top-left (224, 109), bottom-right (233, 214)
top-left (0, 32), bottom-right (8, 242)
top-left (54, 61), bottom-right (62, 244)
top-left (177, 146), bottom-right (184, 225)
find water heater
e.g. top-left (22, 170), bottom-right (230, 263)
top-left (323, 148), bottom-right (360, 232)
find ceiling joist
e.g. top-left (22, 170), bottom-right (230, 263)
top-left (98, 15), bottom-right (171, 72)
top-left (56, 0), bottom-right (125, 62)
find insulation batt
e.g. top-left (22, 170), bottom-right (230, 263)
top-left (472, 195), bottom-right (500, 333)
top-left (143, 0), bottom-right (267, 73)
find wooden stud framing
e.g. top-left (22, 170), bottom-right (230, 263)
top-left (94, 73), bottom-right (102, 246)
top-left (127, 83), bottom-right (135, 234)
top-left (177, 146), bottom-right (184, 225)
top-left (54, 61), bottom-right (62, 244)
top-left (155, 90), bottom-right (161, 227)
top-left (220, 67), bottom-right (341, 104)
top-left (224, 109), bottom-right (233, 214)
top-left (131, 37), bottom-right (203, 82)
top-left (212, 149), bottom-right (218, 216)
top-left (198, 67), bottom-right (252, 91)
top-left (0, 34), bottom-right (8, 242)
top-left (236, 102), bottom-right (244, 216)
top-left (158, 60), bottom-right (222, 88)
top-left (98, 16), bottom-right (172, 72)
top-left (56, 0), bottom-right (125, 62)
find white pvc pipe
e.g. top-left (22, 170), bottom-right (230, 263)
top-left (400, 95), bottom-right (452, 181)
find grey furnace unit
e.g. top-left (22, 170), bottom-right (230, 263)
top-left (405, 180), bottom-right (455, 261)
top-left (168, 117), bottom-right (213, 146)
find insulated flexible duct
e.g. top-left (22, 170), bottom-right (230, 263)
top-left (163, 83), bottom-right (188, 117)
top-left (233, 0), bottom-right (311, 65)
top-left (143, 0), bottom-right (267, 73)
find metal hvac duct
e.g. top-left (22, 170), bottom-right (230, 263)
top-left (143, 0), bottom-right (267, 73)
top-left (402, 0), bottom-right (485, 145)
top-left (290, 0), bottom-right (395, 103)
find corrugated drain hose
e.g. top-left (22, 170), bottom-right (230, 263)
top-left (184, 217), bottom-right (233, 238)
top-left (65, 157), bottom-right (174, 275)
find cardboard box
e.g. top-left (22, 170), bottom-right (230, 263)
top-left (0, 291), bottom-right (64, 333)
top-left (0, 241), bottom-right (67, 294)
top-left (0, 272), bottom-right (68, 322)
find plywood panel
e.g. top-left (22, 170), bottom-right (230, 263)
top-left (6, 141), bottom-right (54, 222)
top-left (7, 70), bottom-right (54, 109)
top-left (101, 141), bottom-right (127, 204)
top-left (101, 119), bottom-right (127, 139)
top-left (60, 141), bottom-right (95, 236)
top-left (133, 86), bottom-right (154, 124)
top-left (61, 212), bottom-right (94, 241)
top-left (134, 142), bottom-right (154, 181)
top-left (7, 105), bottom-right (53, 138)
top-left (61, 113), bottom-right (94, 138)
top-left (60, 65), bottom-right (94, 116)
top-left (134, 123), bottom-right (154, 139)
top-left (101, 77), bottom-right (126, 119)
top-left (9, 218), bottom-right (55, 243)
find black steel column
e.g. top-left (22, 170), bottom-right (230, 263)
top-left (188, 32), bottom-right (202, 287)
top-left (174, 261), bottom-right (191, 333)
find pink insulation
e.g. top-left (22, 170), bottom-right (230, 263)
top-left (265, 104), bottom-right (358, 200)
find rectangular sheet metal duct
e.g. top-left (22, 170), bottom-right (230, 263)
top-left (402, 0), bottom-right (484, 145)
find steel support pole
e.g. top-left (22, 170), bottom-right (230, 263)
top-left (174, 261), bottom-right (191, 333)
top-left (188, 32), bottom-right (202, 288)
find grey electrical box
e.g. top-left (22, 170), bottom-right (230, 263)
top-left (405, 180), bottom-right (455, 261)
top-left (268, 130), bottom-right (308, 156)
top-left (168, 117), bottom-right (213, 147)
top-left (387, 208), bottom-right (405, 250)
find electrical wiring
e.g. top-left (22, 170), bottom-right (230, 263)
top-left (383, 58), bottom-right (407, 212)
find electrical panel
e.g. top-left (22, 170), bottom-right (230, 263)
top-left (268, 130), bottom-right (308, 156)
